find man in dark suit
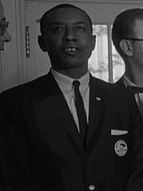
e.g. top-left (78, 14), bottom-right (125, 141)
top-left (0, 4), bottom-right (143, 191)
top-left (112, 8), bottom-right (143, 117)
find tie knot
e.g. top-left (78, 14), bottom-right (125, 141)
top-left (73, 80), bottom-right (80, 88)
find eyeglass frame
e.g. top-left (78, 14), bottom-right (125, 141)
top-left (124, 37), bottom-right (143, 41)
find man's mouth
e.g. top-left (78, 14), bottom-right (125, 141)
top-left (63, 47), bottom-right (80, 55)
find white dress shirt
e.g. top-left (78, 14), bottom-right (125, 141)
top-left (52, 69), bottom-right (90, 132)
top-left (123, 75), bottom-right (143, 117)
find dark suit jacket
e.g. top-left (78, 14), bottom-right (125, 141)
top-left (115, 76), bottom-right (126, 88)
top-left (0, 71), bottom-right (143, 191)
top-left (115, 76), bottom-right (143, 116)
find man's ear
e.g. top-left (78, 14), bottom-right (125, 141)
top-left (91, 35), bottom-right (96, 51)
top-left (38, 35), bottom-right (47, 52)
top-left (119, 39), bottom-right (133, 56)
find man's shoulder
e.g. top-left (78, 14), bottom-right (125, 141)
top-left (91, 75), bottom-right (133, 99)
top-left (0, 74), bottom-right (49, 100)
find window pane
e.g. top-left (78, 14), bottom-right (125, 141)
top-left (88, 25), bottom-right (109, 82)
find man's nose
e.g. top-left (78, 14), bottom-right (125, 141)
top-left (63, 28), bottom-right (76, 41)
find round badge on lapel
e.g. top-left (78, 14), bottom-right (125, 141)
top-left (114, 140), bottom-right (127, 157)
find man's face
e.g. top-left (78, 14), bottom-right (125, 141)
top-left (0, 1), bottom-right (12, 50)
top-left (42, 7), bottom-right (95, 74)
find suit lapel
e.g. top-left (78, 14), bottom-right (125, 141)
top-left (87, 76), bottom-right (108, 143)
top-left (49, 92), bottom-right (83, 150)
top-left (38, 72), bottom-right (108, 151)
top-left (43, 71), bottom-right (83, 151)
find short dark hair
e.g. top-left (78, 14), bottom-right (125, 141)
top-left (40, 4), bottom-right (93, 36)
top-left (112, 8), bottom-right (143, 56)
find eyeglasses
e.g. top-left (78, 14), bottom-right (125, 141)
top-left (125, 37), bottom-right (143, 41)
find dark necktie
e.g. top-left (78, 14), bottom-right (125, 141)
top-left (73, 80), bottom-right (87, 146)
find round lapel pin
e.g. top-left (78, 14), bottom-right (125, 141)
top-left (114, 140), bottom-right (128, 157)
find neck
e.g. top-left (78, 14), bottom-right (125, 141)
top-left (54, 67), bottom-right (88, 79)
top-left (125, 65), bottom-right (143, 87)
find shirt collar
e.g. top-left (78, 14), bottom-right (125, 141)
top-left (123, 75), bottom-right (143, 88)
top-left (51, 68), bottom-right (90, 92)
top-left (123, 75), bottom-right (136, 87)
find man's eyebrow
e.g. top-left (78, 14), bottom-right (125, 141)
top-left (50, 22), bottom-right (64, 26)
top-left (50, 21), bottom-right (88, 26)
top-left (74, 21), bottom-right (88, 25)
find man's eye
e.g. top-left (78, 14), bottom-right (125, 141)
top-left (76, 26), bottom-right (86, 32)
top-left (52, 26), bottom-right (64, 33)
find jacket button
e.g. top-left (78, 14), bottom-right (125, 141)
top-left (6, 186), bottom-right (10, 190)
top-left (89, 185), bottom-right (95, 190)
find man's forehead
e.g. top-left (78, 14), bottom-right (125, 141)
top-left (40, 5), bottom-right (93, 34)
top-left (48, 7), bottom-right (86, 17)
top-left (133, 19), bottom-right (143, 35)
top-left (134, 19), bottom-right (143, 29)
top-left (46, 7), bottom-right (90, 25)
